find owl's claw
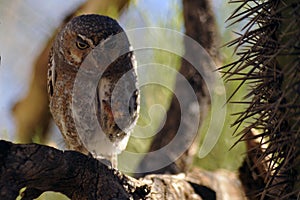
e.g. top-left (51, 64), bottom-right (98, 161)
top-left (99, 158), bottom-right (113, 168)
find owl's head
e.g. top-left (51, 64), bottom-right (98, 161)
top-left (54, 14), bottom-right (126, 69)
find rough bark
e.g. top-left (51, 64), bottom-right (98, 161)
top-left (12, 0), bottom-right (130, 143)
top-left (187, 168), bottom-right (247, 200)
top-left (238, 129), bottom-right (267, 200)
top-left (0, 140), bottom-right (147, 200)
top-left (135, 0), bottom-right (220, 176)
top-left (0, 140), bottom-right (246, 200)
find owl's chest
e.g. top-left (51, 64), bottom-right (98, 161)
top-left (49, 72), bottom-right (77, 134)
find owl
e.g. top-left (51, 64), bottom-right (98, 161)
top-left (47, 14), bottom-right (139, 167)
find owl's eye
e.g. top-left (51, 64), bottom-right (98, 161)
top-left (76, 41), bottom-right (89, 50)
top-left (76, 36), bottom-right (90, 50)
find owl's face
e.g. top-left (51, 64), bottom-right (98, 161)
top-left (58, 31), bottom-right (93, 68)
top-left (54, 14), bottom-right (125, 69)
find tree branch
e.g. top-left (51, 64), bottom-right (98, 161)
top-left (135, 0), bottom-right (220, 177)
top-left (0, 140), bottom-right (147, 200)
top-left (0, 140), bottom-right (246, 199)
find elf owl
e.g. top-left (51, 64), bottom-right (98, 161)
top-left (47, 14), bottom-right (139, 167)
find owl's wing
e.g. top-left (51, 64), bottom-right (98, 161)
top-left (47, 48), bottom-right (56, 99)
top-left (95, 77), bottom-right (115, 133)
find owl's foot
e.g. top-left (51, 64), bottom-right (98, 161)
top-left (107, 154), bottom-right (118, 169)
top-left (99, 158), bottom-right (113, 167)
top-left (93, 154), bottom-right (118, 168)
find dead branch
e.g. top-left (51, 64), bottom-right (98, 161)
top-left (0, 140), bottom-right (247, 199)
top-left (0, 140), bottom-right (149, 200)
top-left (0, 139), bottom-right (148, 200)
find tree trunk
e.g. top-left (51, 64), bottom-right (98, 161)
top-left (135, 0), bottom-right (220, 177)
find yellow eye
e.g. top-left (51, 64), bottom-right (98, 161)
top-left (76, 41), bottom-right (89, 50)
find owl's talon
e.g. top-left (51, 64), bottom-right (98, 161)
top-left (98, 158), bottom-right (113, 167)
